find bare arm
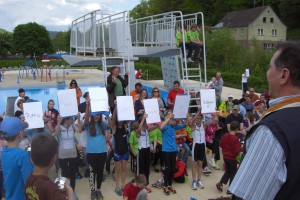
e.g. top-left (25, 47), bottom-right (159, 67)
top-left (83, 100), bottom-right (90, 126)
top-left (53, 116), bottom-right (62, 136)
top-left (137, 114), bottom-right (147, 134)
top-left (160, 114), bottom-right (172, 130)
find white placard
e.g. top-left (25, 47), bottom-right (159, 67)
top-left (23, 102), bottom-right (44, 129)
top-left (246, 69), bottom-right (250, 77)
top-left (117, 96), bottom-right (135, 121)
top-left (57, 89), bottom-right (78, 118)
top-left (200, 89), bottom-right (216, 114)
top-left (143, 99), bottom-right (161, 124)
top-left (89, 88), bottom-right (109, 113)
top-left (173, 95), bottom-right (191, 118)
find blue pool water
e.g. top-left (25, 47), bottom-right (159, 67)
top-left (0, 84), bottom-right (168, 114)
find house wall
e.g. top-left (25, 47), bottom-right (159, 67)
top-left (231, 27), bottom-right (248, 41)
top-left (248, 7), bottom-right (286, 42)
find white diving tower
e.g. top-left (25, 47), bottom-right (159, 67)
top-left (63, 10), bottom-right (207, 100)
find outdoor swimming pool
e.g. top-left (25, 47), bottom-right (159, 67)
top-left (0, 84), bottom-right (169, 115)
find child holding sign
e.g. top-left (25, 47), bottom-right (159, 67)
top-left (159, 112), bottom-right (186, 195)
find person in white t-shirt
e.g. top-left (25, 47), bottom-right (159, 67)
top-left (242, 70), bottom-right (249, 94)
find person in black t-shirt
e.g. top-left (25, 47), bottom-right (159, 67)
top-left (225, 105), bottom-right (246, 141)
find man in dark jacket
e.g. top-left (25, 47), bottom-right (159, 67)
top-left (106, 66), bottom-right (128, 113)
top-left (229, 42), bottom-right (300, 200)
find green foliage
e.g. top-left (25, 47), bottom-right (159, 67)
top-left (52, 30), bottom-right (71, 52)
top-left (12, 22), bottom-right (54, 57)
top-left (0, 31), bottom-right (13, 58)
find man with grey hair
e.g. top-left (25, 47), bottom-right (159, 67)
top-left (229, 42), bottom-right (300, 200)
top-left (214, 72), bottom-right (223, 98)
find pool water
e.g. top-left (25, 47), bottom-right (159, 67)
top-left (0, 84), bottom-right (168, 114)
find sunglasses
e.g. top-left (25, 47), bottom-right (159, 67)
top-left (153, 91), bottom-right (159, 93)
top-left (71, 83), bottom-right (76, 84)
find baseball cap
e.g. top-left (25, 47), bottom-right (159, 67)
top-left (18, 88), bottom-right (25, 93)
top-left (228, 94), bottom-right (233, 98)
top-left (232, 105), bottom-right (240, 110)
top-left (0, 117), bottom-right (28, 137)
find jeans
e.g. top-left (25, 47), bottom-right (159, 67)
top-left (177, 142), bottom-right (190, 164)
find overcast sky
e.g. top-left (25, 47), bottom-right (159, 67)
top-left (0, 0), bottom-right (140, 32)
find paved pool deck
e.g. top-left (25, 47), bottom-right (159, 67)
top-left (0, 68), bottom-right (240, 200)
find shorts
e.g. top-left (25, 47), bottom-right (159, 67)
top-left (114, 151), bottom-right (129, 161)
top-left (192, 143), bottom-right (205, 162)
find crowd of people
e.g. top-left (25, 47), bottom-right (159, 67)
top-left (0, 42), bottom-right (299, 200)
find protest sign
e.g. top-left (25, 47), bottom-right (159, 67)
top-left (200, 89), bottom-right (216, 113)
top-left (143, 99), bottom-right (161, 124)
top-left (57, 89), bottom-right (78, 117)
top-left (89, 88), bottom-right (109, 115)
top-left (117, 96), bottom-right (135, 121)
top-left (173, 95), bottom-right (190, 118)
top-left (23, 101), bottom-right (44, 129)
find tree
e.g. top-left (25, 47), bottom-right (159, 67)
top-left (52, 30), bottom-right (71, 52)
top-left (279, 0), bottom-right (300, 29)
top-left (12, 22), bottom-right (53, 57)
top-left (0, 31), bottom-right (13, 58)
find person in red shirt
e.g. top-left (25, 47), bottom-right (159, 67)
top-left (167, 80), bottom-right (184, 110)
top-left (123, 174), bottom-right (148, 200)
top-left (216, 121), bottom-right (242, 194)
top-left (135, 69), bottom-right (142, 79)
top-left (173, 157), bottom-right (188, 183)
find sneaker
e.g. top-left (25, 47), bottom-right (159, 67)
top-left (216, 182), bottom-right (223, 192)
top-left (91, 191), bottom-right (97, 200)
top-left (214, 162), bottom-right (220, 170)
top-left (203, 167), bottom-right (212, 175)
top-left (226, 190), bottom-right (232, 195)
top-left (96, 190), bottom-right (104, 200)
top-left (163, 187), bottom-right (170, 195)
top-left (187, 58), bottom-right (194, 63)
top-left (152, 181), bottom-right (162, 189)
top-left (115, 188), bottom-right (122, 196)
top-left (145, 186), bottom-right (152, 193)
top-left (196, 180), bottom-right (204, 189)
top-left (84, 169), bottom-right (90, 178)
top-left (76, 172), bottom-right (83, 180)
top-left (168, 186), bottom-right (176, 194)
top-left (103, 170), bottom-right (109, 176)
top-left (208, 158), bottom-right (216, 168)
top-left (191, 181), bottom-right (197, 190)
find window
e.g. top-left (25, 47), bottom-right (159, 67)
top-left (272, 29), bottom-right (277, 36)
top-left (264, 43), bottom-right (274, 51)
top-left (258, 28), bottom-right (264, 36)
top-left (263, 17), bottom-right (266, 23)
top-left (270, 18), bottom-right (274, 23)
top-left (240, 28), bottom-right (244, 35)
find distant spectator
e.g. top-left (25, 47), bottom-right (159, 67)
top-left (14, 88), bottom-right (25, 113)
top-left (135, 69), bottom-right (142, 79)
top-left (187, 24), bottom-right (203, 62)
top-left (106, 66), bottom-right (128, 113)
top-left (249, 88), bottom-right (259, 103)
top-left (214, 72), bottom-right (223, 98)
top-left (218, 95), bottom-right (234, 113)
top-left (134, 89), bottom-right (148, 120)
top-left (151, 87), bottom-right (166, 119)
top-left (176, 25), bottom-right (193, 62)
top-left (130, 82), bottom-right (142, 102)
top-left (241, 93), bottom-right (255, 113)
top-left (167, 80), bottom-right (184, 110)
top-left (68, 80), bottom-right (82, 106)
top-left (206, 77), bottom-right (216, 89)
top-left (225, 105), bottom-right (246, 137)
top-left (15, 99), bottom-right (24, 118)
top-left (78, 92), bottom-right (90, 113)
top-left (241, 70), bottom-right (249, 94)
top-left (24, 96), bottom-right (30, 102)
top-left (232, 99), bottom-right (246, 120)
top-left (254, 94), bottom-right (266, 107)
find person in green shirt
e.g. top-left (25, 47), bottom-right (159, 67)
top-left (151, 128), bottom-right (163, 172)
top-left (187, 23), bottom-right (203, 62)
top-left (176, 25), bottom-right (194, 62)
top-left (129, 122), bottom-right (140, 157)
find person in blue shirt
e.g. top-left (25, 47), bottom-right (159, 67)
top-left (159, 112), bottom-right (186, 195)
top-left (83, 100), bottom-right (111, 200)
top-left (0, 117), bottom-right (34, 200)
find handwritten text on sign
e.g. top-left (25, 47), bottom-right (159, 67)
top-left (200, 89), bottom-right (216, 114)
top-left (23, 101), bottom-right (44, 129)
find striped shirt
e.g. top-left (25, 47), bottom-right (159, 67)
top-left (229, 95), bottom-right (300, 199)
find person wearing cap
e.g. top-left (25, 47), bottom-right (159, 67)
top-left (14, 88), bottom-right (25, 113)
top-left (106, 66), bottom-right (128, 114)
top-left (225, 105), bottom-right (246, 138)
top-left (0, 117), bottom-right (33, 200)
top-left (218, 94), bottom-right (234, 113)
